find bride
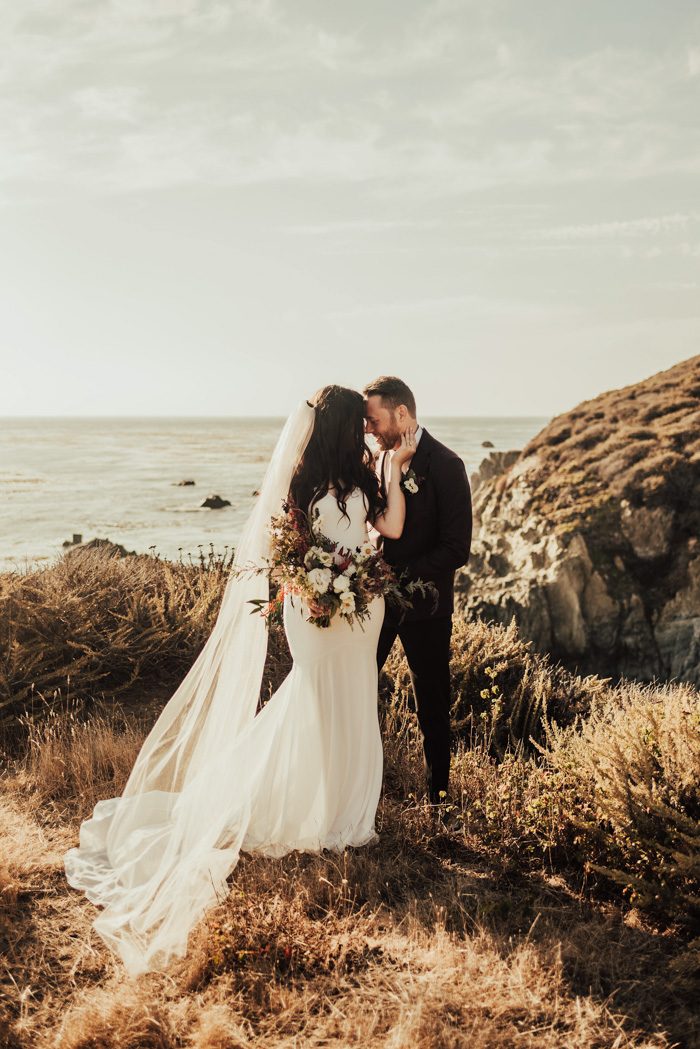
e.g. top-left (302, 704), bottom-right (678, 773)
top-left (64, 385), bottom-right (416, 976)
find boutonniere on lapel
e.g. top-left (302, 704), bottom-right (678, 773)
top-left (401, 467), bottom-right (422, 495)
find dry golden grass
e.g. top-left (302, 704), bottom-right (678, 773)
top-left (541, 681), bottom-right (700, 925)
top-left (1, 695), bottom-right (698, 1047)
top-left (16, 706), bottom-right (147, 819)
top-left (382, 615), bottom-right (610, 756)
top-left (0, 545), bottom-right (229, 722)
top-left (1, 548), bottom-right (699, 1046)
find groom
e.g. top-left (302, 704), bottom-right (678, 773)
top-left (363, 376), bottom-right (472, 804)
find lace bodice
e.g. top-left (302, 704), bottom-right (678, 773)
top-left (310, 488), bottom-right (370, 551)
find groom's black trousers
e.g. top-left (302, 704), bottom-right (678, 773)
top-left (377, 612), bottom-right (453, 803)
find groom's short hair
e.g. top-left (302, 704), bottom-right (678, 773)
top-left (363, 376), bottom-right (417, 417)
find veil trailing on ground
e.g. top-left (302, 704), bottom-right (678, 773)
top-left (64, 400), bottom-right (316, 975)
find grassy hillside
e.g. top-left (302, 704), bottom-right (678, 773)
top-left (1, 549), bottom-right (698, 1047)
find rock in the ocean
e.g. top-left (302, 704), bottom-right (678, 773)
top-left (175, 480), bottom-right (196, 486)
top-left (482, 440), bottom-right (495, 448)
top-left (201, 494), bottom-right (231, 509)
top-left (457, 354), bottom-right (700, 686)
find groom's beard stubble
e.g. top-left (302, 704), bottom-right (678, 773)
top-left (377, 427), bottom-right (402, 451)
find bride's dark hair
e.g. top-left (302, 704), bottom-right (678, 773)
top-left (289, 385), bottom-right (386, 522)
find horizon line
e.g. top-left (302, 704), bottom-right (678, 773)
top-left (0, 412), bottom-right (553, 421)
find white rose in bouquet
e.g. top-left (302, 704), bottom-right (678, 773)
top-left (333, 574), bottom-right (351, 594)
top-left (343, 564), bottom-right (357, 577)
top-left (340, 591), bottom-right (356, 612)
top-left (307, 567), bottom-right (332, 594)
top-left (304, 546), bottom-right (334, 568)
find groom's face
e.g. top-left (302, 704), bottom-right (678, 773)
top-left (364, 395), bottom-right (404, 451)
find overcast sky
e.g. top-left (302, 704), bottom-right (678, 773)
top-left (1, 0), bottom-right (698, 417)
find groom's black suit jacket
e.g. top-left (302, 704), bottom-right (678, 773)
top-left (379, 428), bottom-right (472, 621)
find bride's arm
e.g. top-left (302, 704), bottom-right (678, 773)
top-left (372, 430), bottom-right (416, 540)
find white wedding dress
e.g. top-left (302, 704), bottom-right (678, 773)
top-left (240, 489), bottom-right (384, 858)
top-left (64, 459), bottom-right (384, 975)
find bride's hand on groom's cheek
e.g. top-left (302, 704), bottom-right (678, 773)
top-left (392, 428), bottom-right (417, 467)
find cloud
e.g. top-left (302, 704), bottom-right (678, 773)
top-left (0, 0), bottom-right (698, 203)
top-left (535, 214), bottom-right (700, 241)
top-left (283, 218), bottom-right (439, 236)
top-left (72, 86), bottom-right (143, 122)
top-left (326, 293), bottom-right (573, 322)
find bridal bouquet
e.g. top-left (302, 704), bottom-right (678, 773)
top-left (247, 500), bottom-right (437, 629)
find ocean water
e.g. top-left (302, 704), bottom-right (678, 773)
top-left (0, 416), bottom-right (549, 572)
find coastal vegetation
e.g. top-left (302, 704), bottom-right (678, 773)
top-left (509, 354), bottom-right (700, 539)
top-left (1, 546), bottom-right (698, 1047)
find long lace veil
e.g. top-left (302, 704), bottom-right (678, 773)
top-left (64, 400), bottom-right (316, 975)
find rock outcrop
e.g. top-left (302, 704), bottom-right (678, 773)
top-left (65, 538), bottom-right (136, 559)
top-left (457, 355), bottom-right (700, 685)
top-left (200, 494), bottom-right (231, 509)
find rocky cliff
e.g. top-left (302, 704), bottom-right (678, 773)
top-left (457, 355), bottom-right (700, 685)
